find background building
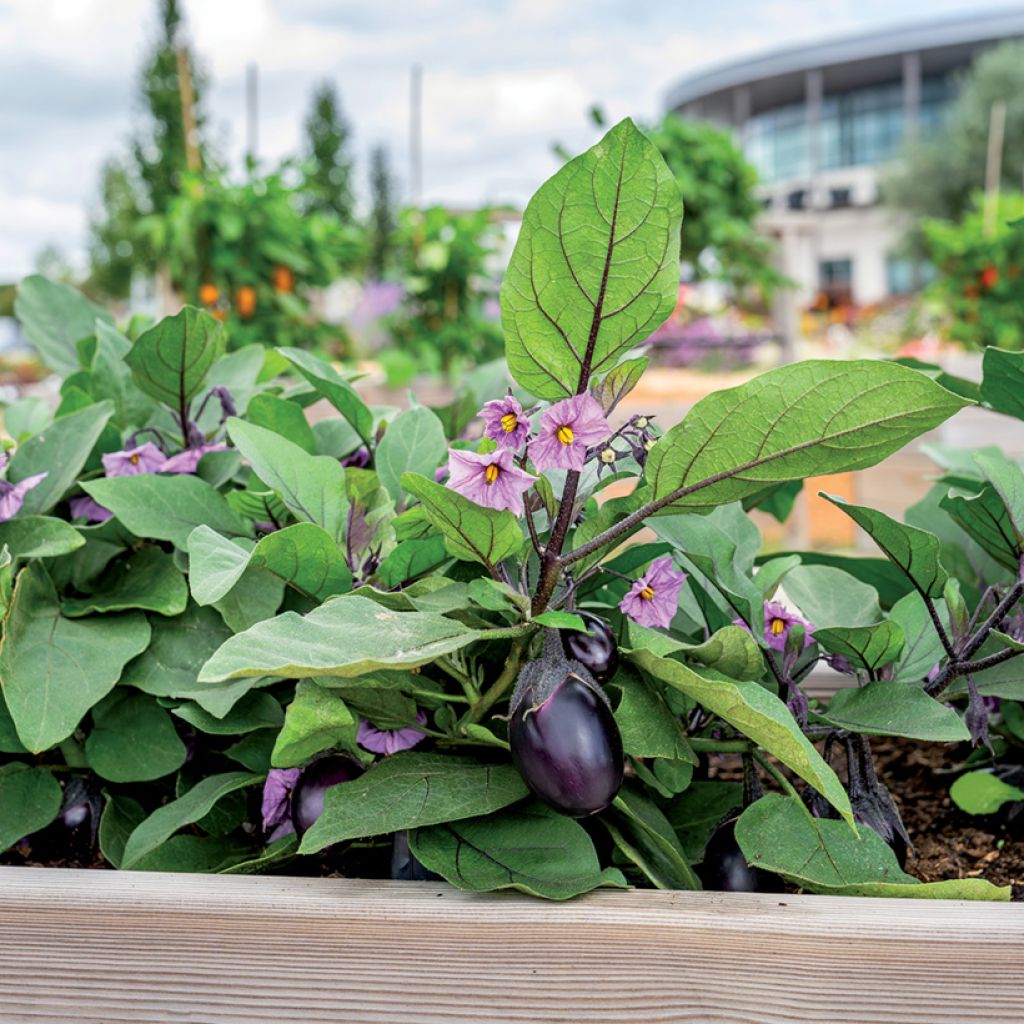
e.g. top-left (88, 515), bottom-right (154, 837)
top-left (665, 8), bottom-right (1024, 309)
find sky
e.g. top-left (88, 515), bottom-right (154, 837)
top-left (0, 0), bottom-right (1021, 279)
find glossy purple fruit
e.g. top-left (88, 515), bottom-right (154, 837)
top-left (291, 754), bottom-right (361, 837)
top-left (510, 667), bottom-right (623, 817)
top-left (562, 612), bottom-right (619, 684)
top-left (698, 817), bottom-right (785, 893)
top-left (390, 830), bottom-right (441, 881)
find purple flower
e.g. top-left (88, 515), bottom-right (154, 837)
top-left (161, 443), bottom-right (228, 475)
top-left (760, 601), bottom-right (815, 653)
top-left (341, 448), bottom-right (371, 469)
top-left (480, 395), bottom-right (529, 450)
top-left (102, 442), bottom-right (166, 477)
top-left (261, 767), bottom-right (301, 834)
top-left (446, 447), bottom-right (537, 515)
top-left (619, 555), bottom-right (687, 629)
top-left (0, 471), bottom-right (47, 522)
top-left (69, 495), bottom-right (113, 524)
top-left (357, 711), bottom-right (428, 755)
top-left (528, 393), bottom-right (610, 472)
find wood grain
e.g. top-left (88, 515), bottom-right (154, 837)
top-left (0, 867), bottom-right (1021, 1024)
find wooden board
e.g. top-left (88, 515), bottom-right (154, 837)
top-left (0, 866), bottom-right (1021, 1024)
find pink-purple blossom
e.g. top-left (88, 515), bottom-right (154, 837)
top-left (480, 395), bottom-right (529, 450)
top-left (738, 601), bottom-right (815, 653)
top-left (261, 767), bottom-right (301, 837)
top-left (357, 712), bottom-right (428, 755)
top-left (446, 447), bottom-right (537, 515)
top-left (69, 495), bottom-right (113, 524)
top-left (528, 393), bottom-right (610, 472)
top-left (0, 471), bottom-right (47, 522)
top-left (160, 443), bottom-right (229, 474)
top-left (618, 555), bottom-right (687, 629)
top-left (102, 442), bottom-right (166, 477)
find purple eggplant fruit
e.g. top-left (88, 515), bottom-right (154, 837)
top-left (390, 830), bottom-right (441, 881)
top-left (562, 612), bottom-right (619, 684)
top-left (698, 816), bottom-right (785, 893)
top-left (509, 631), bottom-right (623, 817)
top-left (291, 754), bottom-right (361, 837)
top-left (27, 776), bottom-right (102, 866)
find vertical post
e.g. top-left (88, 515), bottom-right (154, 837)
top-left (732, 86), bottom-right (751, 149)
top-left (805, 68), bottom-right (823, 188)
top-left (409, 63), bottom-right (423, 206)
top-left (902, 52), bottom-right (922, 143)
top-left (246, 63), bottom-right (259, 166)
top-left (176, 46), bottom-right (201, 173)
top-left (984, 99), bottom-right (1007, 239)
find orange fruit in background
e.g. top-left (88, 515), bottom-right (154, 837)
top-left (211, 308), bottom-right (228, 322)
top-left (272, 265), bottom-right (294, 293)
top-left (199, 282), bottom-right (219, 305)
top-left (236, 286), bottom-right (257, 318)
top-left (980, 265), bottom-right (999, 289)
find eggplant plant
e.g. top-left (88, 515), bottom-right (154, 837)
top-left (1, 120), bottom-right (1022, 900)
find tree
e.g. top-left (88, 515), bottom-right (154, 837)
top-left (367, 144), bottom-right (398, 279)
top-left (303, 82), bottom-right (354, 221)
top-left (86, 157), bottom-right (142, 299)
top-left (883, 41), bottom-right (1024, 249)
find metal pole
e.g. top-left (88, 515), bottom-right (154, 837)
top-left (246, 63), bottom-right (259, 166)
top-left (410, 63), bottom-right (422, 205)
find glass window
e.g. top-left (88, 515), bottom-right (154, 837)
top-left (821, 80), bottom-right (904, 170)
top-left (744, 102), bottom-right (809, 183)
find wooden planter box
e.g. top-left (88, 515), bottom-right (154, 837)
top-left (1, 866), bottom-right (1021, 1023)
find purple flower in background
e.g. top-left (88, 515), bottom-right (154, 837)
top-left (357, 711), bottom-right (428, 756)
top-left (161, 443), bottom-right (228, 475)
top-left (446, 447), bottom-right (537, 515)
top-left (760, 601), bottom-right (815, 652)
top-left (0, 471), bottom-right (47, 522)
top-left (480, 395), bottom-right (529, 450)
top-left (261, 767), bottom-right (302, 837)
top-left (102, 442), bottom-right (166, 477)
top-left (341, 447), bottom-right (371, 469)
top-left (350, 280), bottom-right (405, 326)
top-left (69, 495), bottom-right (113, 524)
top-left (619, 555), bottom-right (687, 629)
top-left (528, 393), bottom-right (610, 472)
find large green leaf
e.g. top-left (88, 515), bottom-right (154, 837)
top-left (85, 691), bottom-right (188, 782)
top-left (188, 523), bottom-right (351, 606)
top-left (736, 793), bottom-right (1009, 900)
top-left (821, 494), bottom-right (948, 598)
top-left (199, 594), bottom-right (489, 683)
top-left (647, 361), bottom-right (969, 511)
top-left (629, 648), bottom-right (853, 825)
top-left (411, 804), bottom-right (627, 900)
top-left (124, 306), bottom-right (227, 409)
top-left (121, 772), bottom-right (261, 870)
top-left (227, 418), bottom-right (348, 544)
top-left (664, 780), bottom-right (744, 862)
top-left (173, 691), bottom-right (283, 734)
top-left (783, 564), bottom-right (882, 628)
top-left (0, 516), bottom-right (84, 559)
top-left (624, 621), bottom-right (764, 681)
top-left (940, 482), bottom-right (1022, 571)
top-left (62, 545), bottom-right (188, 617)
top-left (276, 347), bottom-right (374, 445)
top-left (300, 752), bottom-right (529, 854)
top-left (819, 681), bottom-right (968, 741)
top-left (975, 448), bottom-right (1024, 540)
top-left (611, 669), bottom-right (696, 763)
top-left (0, 564), bottom-right (150, 752)
top-left (401, 472), bottom-right (523, 571)
top-left (0, 762), bottom-right (63, 852)
top-left (245, 393), bottom-right (317, 453)
top-left (91, 321), bottom-right (157, 429)
top-left (8, 401), bottom-right (114, 515)
top-left (270, 680), bottom-right (357, 768)
top-left (83, 474), bottom-right (251, 551)
top-left (14, 275), bottom-right (113, 375)
top-left (376, 406), bottom-right (447, 504)
top-left (501, 119), bottom-right (682, 399)
top-left (375, 535), bottom-right (449, 589)
top-left (950, 770), bottom-right (1024, 815)
top-left (980, 347), bottom-right (1024, 421)
top-left (814, 621), bottom-right (905, 674)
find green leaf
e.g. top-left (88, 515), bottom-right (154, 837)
top-left (120, 772), bottom-right (262, 870)
top-left (0, 762), bottom-right (63, 852)
top-left (814, 621), bottom-right (906, 673)
top-left (271, 680), bottom-right (357, 767)
top-left (376, 406), bottom-right (447, 504)
top-left (820, 682), bottom-right (969, 741)
top-left (129, 834), bottom-right (252, 873)
top-left (401, 472), bottom-right (523, 570)
top-left (980, 347), bottom-right (1024, 421)
top-left (8, 402), bottom-right (114, 515)
top-left (188, 523), bottom-right (352, 605)
top-left (15, 275), bottom-right (113, 375)
top-left (590, 356), bottom-right (649, 414)
top-left (630, 648), bottom-right (853, 825)
top-left (502, 119), bottom-right (682, 399)
top-left (62, 546), bottom-right (188, 617)
top-left (300, 751), bottom-right (529, 854)
top-left (82, 473), bottom-right (251, 551)
top-left (612, 669), bottom-right (696, 762)
top-left (736, 793), bottom-right (1009, 900)
top-left (199, 594), bottom-right (488, 682)
top-left (532, 610), bottom-right (586, 630)
top-left (783, 564), bottom-right (882, 628)
top-left (821, 494), bottom-right (948, 598)
top-left (218, 833), bottom-right (299, 875)
top-left (98, 793), bottom-right (146, 868)
top-left (647, 361), bottom-right (969, 512)
top-left (0, 564), bottom-right (151, 752)
top-left (245, 393), bottom-right (318, 453)
top-left (0, 516), bottom-right (84, 559)
top-left (227, 418), bottom-right (348, 544)
top-left (887, 591), bottom-right (946, 682)
top-left (950, 770), bottom-right (1024, 815)
top-left (124, 306), bottom-right (227, 409)
top-left (766, 551), bottom-right (914, 610)
top-left (374, 536), bottom-right (448, 589)
top-left (91, 321), bottom-right (157, 428)
top-left (173, 691), bottom-right (283, 734)
top-left (975, 448), bottom-right (1024, 539)
top-left (276, 347), bottom-right (374, 445)
top-left (85, 691), bottom-right (188, 782)
top-left (412, 804), bottom-right (628, 900)
top-left (940, 482), bottom-right (1022, 572)
top-left (624, 621), bottom-right (763, 681)
top-left (664, 780), bottom-right (743, 862)
top-left (607, 787), bottom-right (700, 889)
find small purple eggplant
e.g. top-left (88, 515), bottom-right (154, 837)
top-left (291, 754), bottom-right (361, 837)
top-left (390, 830), bottom-right (441, 881)
top-left (562, 612), bottom-right (619, 684)
top-left (509, 631), bottom-right (623, 817)
top-left (698, 816), bottom-right (785, 893)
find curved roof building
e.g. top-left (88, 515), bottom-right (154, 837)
top-left (665, 8), bottom-right (1024, 307)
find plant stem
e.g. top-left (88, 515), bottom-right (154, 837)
top-left (531, 469), bottom-right (580, 614)
top-left (468, 641), bottom-right (524, 722)
top-left (923, 594), bottom-right (957, 661)
top-left (753, 752), bottom-right (817, 825)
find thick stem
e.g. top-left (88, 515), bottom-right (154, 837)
top-left (468, 642), bottom-right (524, 723)
top-left (923, 595), bottom-right (957, 661)
top-left (531, 470), bottom-right (581, 614)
